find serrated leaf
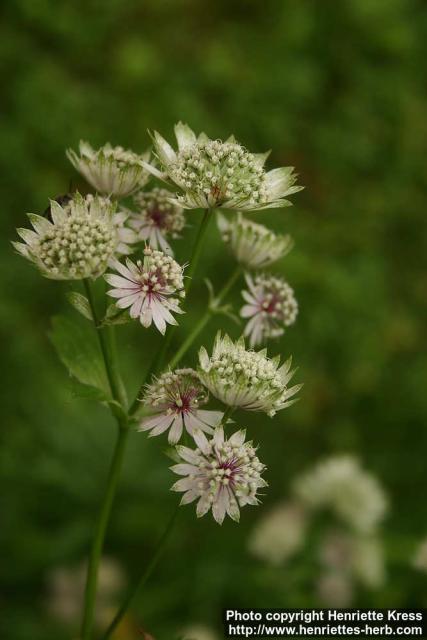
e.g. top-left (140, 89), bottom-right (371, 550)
top-left (49, 315), bottom-right (110, 397)
top-left (67, 291), bottom-right (93, 321)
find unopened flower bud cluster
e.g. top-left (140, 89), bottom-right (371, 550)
top-left (145, 368), bottom-right (207, 413)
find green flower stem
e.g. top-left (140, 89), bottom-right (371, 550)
top-left (101, 505), bottom-right (180, 640)
top-left (128, 208), bottom-right (214, 416)
top-left (81, 279), bottom-right (130, 640)
top-left (81, 426), bottom-right (130, 640)
top-left (168, 264), bottom-right (243, 370)
top-left (83, 279), bottom-right (128, 411)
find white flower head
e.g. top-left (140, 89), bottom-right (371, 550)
top-left (241, 273), bottom-right (298, 347)
top-left (248, 501), bottom-right (307, 566)
top-left (144, 122), bottom-right (303, 211)
top-left (138, 368), bottom-right (223, 444)
top-left (413, 537), bottom-right (427, 573)
top-left (130, 187), bottom-right (185, 254)
top-left (319, 530), bottom-right (385, 590)
top-left (294, 455), bottom-right (388, 534)
top-left (13, 193), bottom-right (128, 280)
top-left (105, 248), bottom-right (185, 333)
top-left (198, 332), bottom-right (301, 416)
top-left (67, 141), bottom-right (151, 197)
top-left (217, 212), bottom-right (294, 269)
top-left (171, 426), bottom-right (267, 525)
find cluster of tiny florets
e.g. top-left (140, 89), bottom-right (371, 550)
top-left (144, 368), bottom-right (208, 412)
top-left (133, 188), bottom-right (185, 236)
top-left (100, 144), bottom-right (144, 168)
top-left (171, 428), bottom-right (267, 523)
top-left (254, 275), bottom-right (297, 325)
top-left (193, 438), bottom-right (264, 504)
top-left (141, 247), bottom-right (185, 297)
top-left (198, 334), bottom-right (299, 416)
top-left (37, 217), bottom-right (115, 279)
top-left (172, 140), bottom-right (268, 207)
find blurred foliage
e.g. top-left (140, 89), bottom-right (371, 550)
top-left (1, 0), bottom-right (427, 638)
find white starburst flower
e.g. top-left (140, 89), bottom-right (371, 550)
top-left (129, 187), bottom-right (185, 255)
top-left (67, 141), bottom-right (151, 197)
top-left (248, 501), bottom-right (307, 566)
top-left (241, 273), bottom-right (298, 347)
top-left (143, 122), bottom-right (303, 211)
top-left (171, 427), bottom-right (267, 525)
top-left (217, 212), bottom-right (293, 269)
top-left (13, 193), bottom-right (130, 280)
top-left (105, 247), bottom-right (185, 334)
top-left (294, 456), bottom-right (388, 534)
top-left (138, 368), bottom-right (223, 444)
top-left (198, 332), bottom-right (301, 416)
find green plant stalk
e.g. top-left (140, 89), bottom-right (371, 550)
top-left (102, 405), bottom-right (235, 637)
top-left (81, 279), bottom-right (130, 640)
top-left (83, 280), bottom-right (128, 411)
top-left (101, 505), bottom-right (180, 639)
top-left (128, 208), bottom-right (214, 416)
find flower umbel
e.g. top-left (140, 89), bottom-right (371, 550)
top-left (105, 248), bottom-right (185, 333)
top-left (171, 427), bottom-right (267, 524)
top-left (14, 193), bottom-right (122, 280)
top-left (217, 212), bottom-right (294, 269)
top-left (145, 122), bottom-right (303, 211)
top-left (294, 456), bottom-right (388, 534)
top-left (198, 333), bottom-right (301, 416)
top-left (241, 273), bottom-right (298, 347)
top-left (138, 368), bottom-right (223, 444)
top-left (67, 141), bottom-right (150, 197)
top-left (130, 187), bottom-right (185, 254)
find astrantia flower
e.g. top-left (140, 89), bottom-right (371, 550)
top-left (171, 427), bottom-right (267, 524)
top-left (217, 212), bottom-right (293, 269)
top-left (130, 187), bottom-right (185, 254)
top-left (67, 141), bottom-right (150, 197)
top-left (241, 273), bottom-right (298, 347)
top-left (145, 122), bottom-right (303, 211)
top-left (138, 368), bottom-right (222, 444)
top-left (14, 193), bottom-right (125, 280)
top-left (77, 194), bottom-right (137, 256)
top-left (105, 248), bottom-right (185, 333)
top-left (198, 333), bottom-right (301, 416)
top-left (293, 456), bottom-right (388, 534)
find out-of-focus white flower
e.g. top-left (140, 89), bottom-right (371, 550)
top-left (182, 625), bottom-right (219, 640)
top-left (319, 529), bottom-right (385, 590)
top-left (105, 247), bottom-right (185, 333)
top-left (316, 571), bottom-right (354, 607)
top-left (413, 537), bottom-right (427, 573)
top-left (294, 455), bottom-right (388, 534)
top-left (241, 273), bottom-right (298, 347)
top-left (198, 332), bottom-right (301, 416)
top-left (67, 141), bottom-right (150, 197)
top-left (171, 427), bottom-right (267, 525)
top-left (217, 212), bottom-right (293, 269)
top-left (13, 193), bottom-right (130, 280)
top-left (130, 187), bottom-right (185, 254)
top-left (248, 501), bottom-right (307, 566)
top-left (145, 122), bottom-right (303, 211)
top-left (46, 557), bottom-right (125, 628)
top-left (138, 368), bottom-right (223, 444)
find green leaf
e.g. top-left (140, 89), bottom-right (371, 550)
top-left (49, 315), bottom-right (110, 399)
top-left (66, 291), bottom-right (93, 321)
top-left (100, 303), bottom-right (131, 326)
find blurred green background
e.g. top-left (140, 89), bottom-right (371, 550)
top-left (1, 0), bottom-right (427, 638)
